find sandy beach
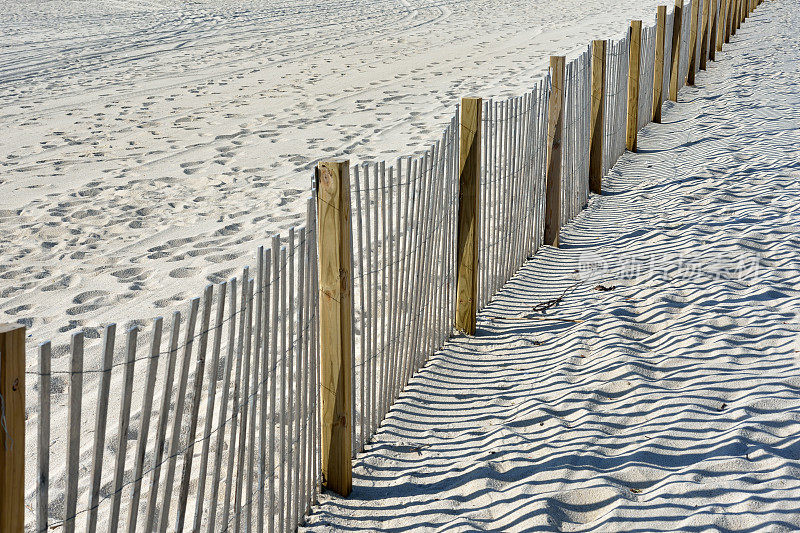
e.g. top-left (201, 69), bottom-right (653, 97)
top-left (303, 1), bottom-right (800, 530)
top-left (4, 0), bottom-right (798, 531)
top-left (1, 0), bottom-right (667, 358)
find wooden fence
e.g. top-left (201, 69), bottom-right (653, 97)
top-left (1, 0), bottom-right (762, 531)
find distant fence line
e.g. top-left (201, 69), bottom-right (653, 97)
top-left (0, 0), bottom-right (761, 531)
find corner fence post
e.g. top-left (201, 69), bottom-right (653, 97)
top-left (669, 0), bottom-right (684, 101)
top-left (688, 0), bottom-right (700, 85)
top-left (315, 160), bottom-right (352, 497)
top-left (455, 97), bottom-right (482, 336)
top-left (0, 324), bottom-right (25, 533)
top-left (626, 20), bottom-right (642, 152)
top-left (589, 40), bottom-right (606, 194)
top-left (544, 56), bottom-right (565, 248)
top-left (653, 6), bottom-right (667, 123)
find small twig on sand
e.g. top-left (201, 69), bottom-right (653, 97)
top-left (487, 315), bottom-right (583, 323)
top-left (531, 280), bottom-right (583, 314)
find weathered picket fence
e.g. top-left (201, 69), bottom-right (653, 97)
top-left (0, 0), bottom-right (761, 531)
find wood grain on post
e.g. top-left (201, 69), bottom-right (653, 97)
top-left (589, 40), bottom-right (606, 194)
top-left (0, 324), bottom-right (25, 533)
top-left (653, 6), bottom-right (667, 123)
top-left (455, 97), bottom-right (482, 335)
top-left (315, 160), bottom-right (352, 497)
top-left (717, 0), bottom-right (727, 50)
top-left (544, 56), bottom-right (565, 248)
top-left (669, 0), bottom-right (684, 101)
top-left (687, 0), bottom-right (700, 85)
top-left (700, 0), bottom-right (711, 69)
top-left (626, 20), bottom-right (642, 152)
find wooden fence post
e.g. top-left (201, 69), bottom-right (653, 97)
top-left (315, 160), bottom-right (352, 497)
top-left (687, 0), bottom-right (700, 85)
top-left (737, 0), bottom-right (743, 27)
top-left (626, 20), bottom-right (642, 152)
top-left (725, 0), bottom-right (735, 40)
top-left (589, 40), bottom-right (606, 194)
top-left (669, 0), bottom-right (683, 101)
top-left (700, 0), bottom-right (711, 70)
top-left (709, 0), bottom-right (718, 61)
top-left (0, 324), bottom-right (25, 533)
top-left (717, 0), bottom-right (727, 50)
top-left (653, 6), bottom-right (667, 123)
top-left (455, 97), bottom-right (482, 335)
top-left (544, 56), bottom-right (565, 248)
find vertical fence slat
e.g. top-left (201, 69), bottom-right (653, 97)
top-left (175, 284), bottom-right (214, 531)
top-left (232, 276), bottom-right (254, 533)
top-left (352, 165), bottom-right (366, 452)
top-left (309, 191), bottom-right (321, 506)
top-left (37, 341), bottom-right (51, 533)
top-left (109, 326), bottom-right (138, 532)
top-left (144, 311), bottom-right (180, 531)
top-left (285, 228), bottom-right (296, 532)
top-left (295, 224), bottom-right (307, 527)
top-left (127, 317), bottom-right (163, 533)
top-left (85, 324), bottom-right (116, 533)
top-left (192, 282), bottom-right (226, 532)
top-left (386, 165), bottom-right (397, 407)
top-left (268, 237), bottom-right (280, 533)
top-left (158, 296), bottom-right (200, 533)
top-left (400, 157), bottom-right (421, 387)
top-left (257, 253), bottom-right (270, 533)
top-left (303, 199), bottom-right (315, 515)
top-left (244, 251), bottom-right (264, 532)
top-left (208, 278), bottom-right (237, 531)
top-left (63, 331), bottom-right (84, 533)
top-left (277, 246), bottom-right (287, 533)
top-left (256, 249), bottom-right (275, 533)
top-left (221, 268), bottom-right (248, 531)
top-left (370, 162), bottom-right (380, 435)
top-left (361, 164), bottom-right (375, 437)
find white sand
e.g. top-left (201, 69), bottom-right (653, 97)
top-left (303, 2), bottom-right (800, 530)
top-left (0, 0), bottom-right (669, 359)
